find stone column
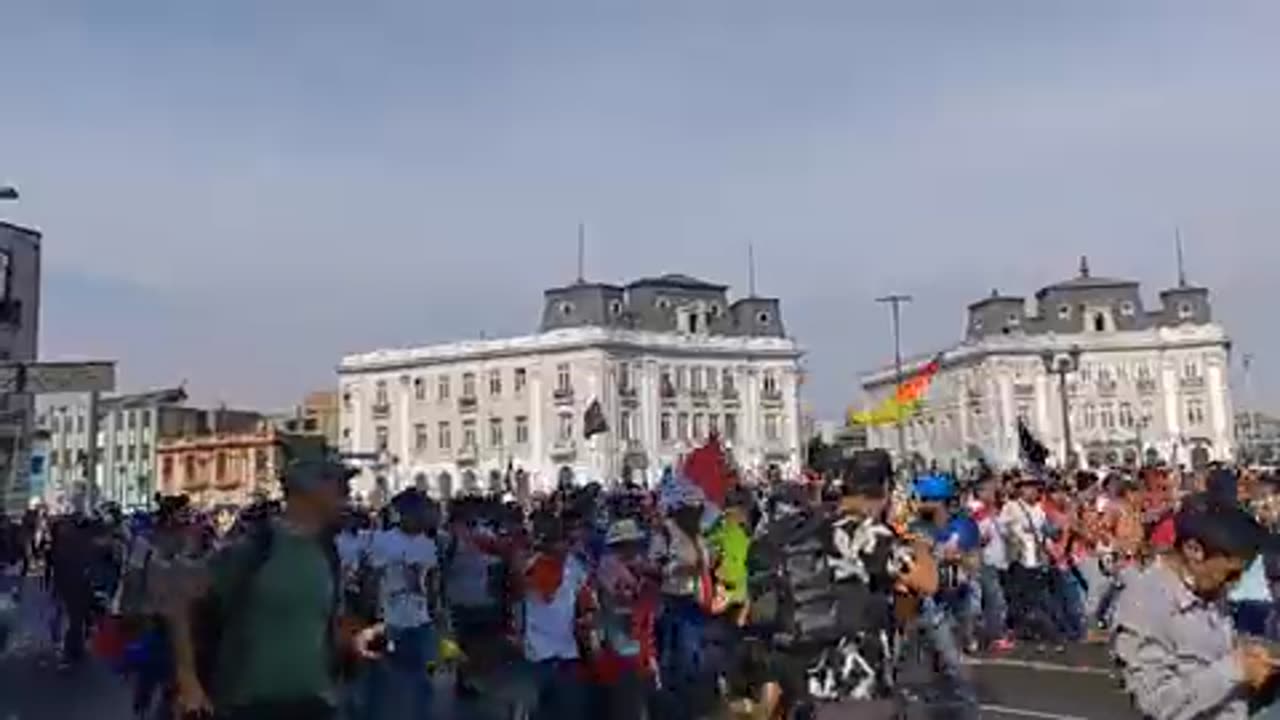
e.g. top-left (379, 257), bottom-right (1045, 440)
top-left (1160, 351), bottom-right (1182, 462)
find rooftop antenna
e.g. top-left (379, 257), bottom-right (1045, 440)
top-left (1175, 227), bottom-right (1188, 288)
top-left (747, 242), bottom-right (758, 297)
top-left (576, 222), bottom-right (586, 284)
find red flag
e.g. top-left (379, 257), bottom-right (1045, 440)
top-left (682, 435), bottom-right (730, 508)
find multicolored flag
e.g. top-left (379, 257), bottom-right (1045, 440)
top-left (847, 352), bottom-right (944, 427)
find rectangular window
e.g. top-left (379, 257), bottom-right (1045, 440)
top-left (414, 423), bottom-right (428, 451)
top-left (462, 372), bottom-right (477, 398)
top-left (556, 363), bottom-right (572, 394)
top-left (1187, 399), bottom-right (1206, 426)
top-left (1016, 403), bottom-right (1031, 424)
top-left (1119, 402), bottom-right (1134, 428)
top-left (515, 416), bottom-right (529, 445)
top-left (413, 377), bottom-right (427, 401)
top-left (127, 411), bottom-right (137, 430)
top-left (462, 419), bottom-right (477, 448)
top-left (676, 366), bottom-right (688, 392)
top-left (437, 375), bottom-right (451, 401)
top-left (724, 413), bottom-right (738, 442)
top-left (76, 413), bottom-right (86, 433)
top-left (489, 417), bottom-right (503, 448)
top-left (690, 367), bottom-right (703, 393)
top-left (375, 380), bottom-right (388, 406)
top-left (375, 425), bottom-right (389, 451)
top-left (438, 422), bottom-right (452, 450)
top-left (1101, 404), bottom-right (1115, 429)
top-left (708, 413), bottom-right (720, 437)
top-left (558, 413), bottom-right (573, 441)
top-left (619, 363), bottom-right (632, 393)
top-left (489, 369), bottom-right (502, 397)
top-left (514, 367), bottom-right (527, 392)
top-left (660, 366), bottom-right (675, 396)
top-left (677, 412), bottom-right (690, 440)
top-left (692, 413), bottom-right (705, 439)
top-left (706, 367), bottom-right (718, 392)
top-left (764, 414), bottom-right (780, 441)
top-left (660, 413), bottom-right (673, 442)
top-left (127, 445), bottom-right (136, 462)
top-left (763, 371), bottom-right (779, 396)
top-left (722, 368), bottom-right (736, 392)
top-left (620, 410), bottom-right (633, 441)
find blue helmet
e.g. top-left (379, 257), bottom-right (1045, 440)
top-left (913, 473), bottom-right (955, 502)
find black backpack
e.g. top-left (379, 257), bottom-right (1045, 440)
top-left (747, 511), bottom-right (841, 644)
top-left (191, 525), bottom-right (343, 700)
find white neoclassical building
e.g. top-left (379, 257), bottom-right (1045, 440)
top-left (860, 258), bottom-right (1234, 471)
top-left (338, 274), bottom-right (804, 500)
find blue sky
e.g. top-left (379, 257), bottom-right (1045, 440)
top-left (3, 1), bottom-right (1279, 415)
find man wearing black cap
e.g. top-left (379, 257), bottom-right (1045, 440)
top-left (169, 459), bottom-right (385, 720)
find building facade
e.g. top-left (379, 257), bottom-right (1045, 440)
top-left (860, 259), bottom-right (1233, 470)
top-left (1236, 411), bottom-right (1280, 465)
top-left (157, 425), bottom-right (326, 508)
top-left (0, 221), bottom-right (41, 514)
top-left (339, 274), bottom-right (803, 501)
top-left (36, 388), bottom-right (263, 510)
top-left (270, 390), bottom-right (341, 449)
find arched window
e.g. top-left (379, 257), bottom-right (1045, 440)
top-left (1093, 313), bottom-right (1106, 332)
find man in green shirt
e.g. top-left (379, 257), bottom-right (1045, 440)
top-left (169, 460), bottom-right (385, 720)
top-left (708, 486), bottom-right (753, 615)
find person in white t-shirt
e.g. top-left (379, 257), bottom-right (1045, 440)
top-left (366, 492), bottom-right (439, 720)
top-left (998, 475), bottom-right (1061, 646)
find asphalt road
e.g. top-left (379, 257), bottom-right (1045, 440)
top-left (1, 585), bottom-right (1136, 720)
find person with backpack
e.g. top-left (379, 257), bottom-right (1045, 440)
top-left (167, 459), bottom-right (385, 720)
top-left (743, 450), bottom-right (938, 720)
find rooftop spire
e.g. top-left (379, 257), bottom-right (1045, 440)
top-left (747, 242), bottom-right (758, 297)
top-left (576, 222), bottom-right (586, 284)
top-left (1078, 255), bottom-right (1091, 278)
top-left (1176, 227), bottom-right (1188, 288)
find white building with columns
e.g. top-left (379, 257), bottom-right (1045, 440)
top-left (860, 258), bottom-right (1234, 471)
top-left (338, 274), bottom-right (803, 501)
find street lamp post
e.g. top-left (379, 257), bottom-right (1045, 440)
top-left (876, 294), bottom-right (912, 465)
top-left (1041, 345), bottom-right (1083, 470)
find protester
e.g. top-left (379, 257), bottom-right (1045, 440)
top-left (1113, 494), bottom-right (1277, 720)
top-left (168, 459), bottom-right (383, 720)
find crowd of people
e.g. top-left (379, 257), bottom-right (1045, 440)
top-left (3, 445), bottom-right (1280, 720)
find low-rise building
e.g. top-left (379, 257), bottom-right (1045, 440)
top-left (1236, 411), bottom-right (1280, 465)
top-left (157, 424), bottom-right (326, 508)
top-left (269, 390), bottom-right (341, 449)
top-left (0, 221), bottom-right (42, 514)
top-left (37, 387), bottom-right (263, 510)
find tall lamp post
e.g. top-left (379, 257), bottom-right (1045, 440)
top-left (1041, 345), bottom-right (1083, 469)
top-left (876, 294), bottom-right (912, 465)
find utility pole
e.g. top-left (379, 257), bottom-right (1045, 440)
top-left (876, 294), bottom-right (912, 465)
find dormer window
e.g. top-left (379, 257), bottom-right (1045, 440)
top-left (1093, 313), bottom-right (1107, 333)
top-left (655, 297), bottom-right (671, 310)
top-left (609, 299), bottom-right (623, 316)
top-left (973, 318), bottom-right (985, 331)
top-left (756, 310), bottom-right (771, 325)
top-left (1006, 313), bottom-right (1020, 327)
top-left (1057, 304), bottom-right (1072, 319)
top-left (1177, 302), bottom-right (1194, 320)
top-left (709, 304), bottom-right (722, 318)
top-left (558, 301), bottom-right (574, 317)
top-left (1120, 301), bottom-right (1136, 317)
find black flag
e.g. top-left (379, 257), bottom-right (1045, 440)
top-left (583, 399), bottom-right (609, 439)
top-left (1018, 419), bottom-right (1049, 467)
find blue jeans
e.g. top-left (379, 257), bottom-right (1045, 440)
top-left (657, 596), bottom-right (713, 720)
top-left (368, 623), bottom-right (436, 720)
top-left (529, 659), bottom-right (587, 720)
top-left (976, 565), bottom-right (1008, 644)
top-left (1052, 567), bottom-right (1086, 642)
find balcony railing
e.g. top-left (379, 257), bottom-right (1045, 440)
top-left (1137, 379), bottom-right (1157, 394)
top-left (690, 389), bottom-right (709, 406)
top-left (553, 387), bottom-right (575, 405)
top-left (761, 389), bottom-right (783, 405)
top-left (455, 443), bottom-right (479, 464)
top-left (457, 396), bottom-right (478, 413)
top-left (721, 386), bottom-right (740, 403)
top-left (1098, 380), bottom-right (1118, 396)
top-left (623, 439), bottom-right (646, 458)
top-left (1181, 376), bottom-right (1206, 390)
top-left (371, 402), bottom-right (391, 419)
top-left (550, 439), bottom-right (577, 460)
top-left (1013, 382), bottom-right (1035, 396)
